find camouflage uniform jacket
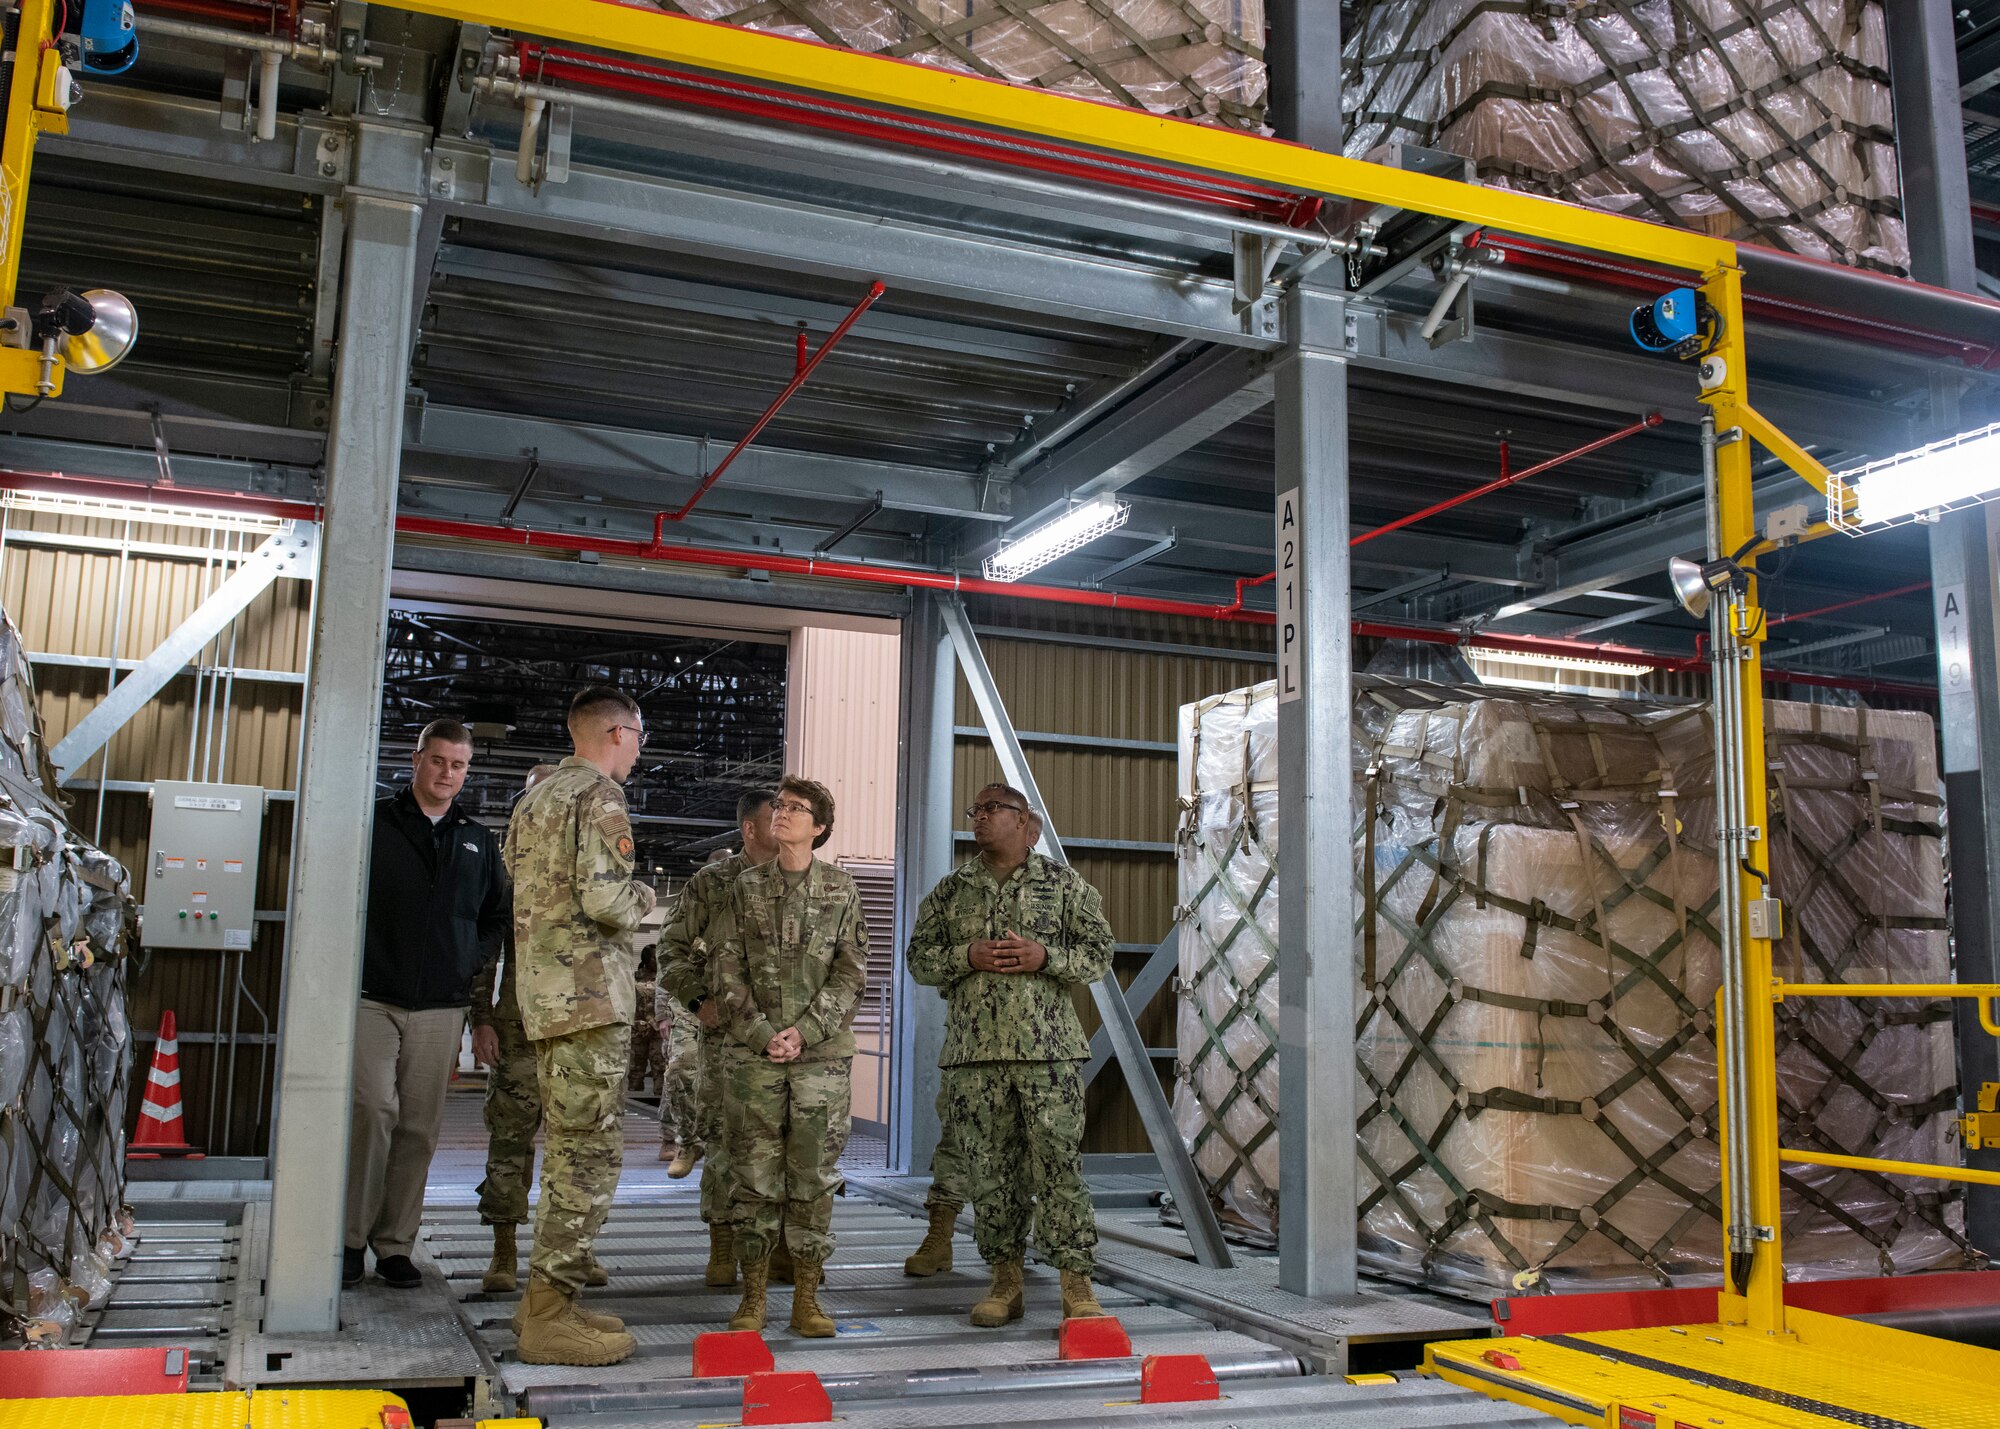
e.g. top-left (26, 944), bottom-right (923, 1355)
top-left (656, 852), bottom-right (748, 1020)
top-left (907, 852), bottom-right (1113, 1066)
top-left (714, 858), bottom-right (868, 1063)
top-left (503, 754), bottom-right (656, 1040)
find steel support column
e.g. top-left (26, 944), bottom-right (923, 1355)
top-left (935, 593), bottom-right (1233, 1268)
top-left (1274, 301), bottom-right (1357, 1299)
top-left (263, 194), bottom-right (423, 1332)
top-left (1268, 0), bottom-right (1342, 151)
top-left (890, 595), bottom-right (956, 1176)
top-left (1889, 0), bottom-right (2000, 1247)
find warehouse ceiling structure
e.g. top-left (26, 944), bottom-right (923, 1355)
top-left (4, 3), bottom-right (1995, 700)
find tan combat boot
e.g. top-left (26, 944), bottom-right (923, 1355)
top-left (667, 1142), bottom-right (701, 1178)
top-left (903, 1202), bottom-right (959, 1277)
top-left (584, 1255), bottom-right (610, 1288)
top-left (1060, 1268), bottom-right (1105, 1319)
top-left (729, 1257), bottom-right (770, 1333)
top-left (482, 1222), bottom-right (519, 1294)
top-left (769, 1234), bottom-right (795, 1285)
top-left (514, 1275), bottom-right (636, 1367)
top-left (969, 1258), bottom-right (1025, 1327)
top-left (705, 1222), bottom-right (738, 1288)
top-left (509, 1271), bottom-right (623, 1336)
top-left (789, 1257), bottom-right (836, 1338)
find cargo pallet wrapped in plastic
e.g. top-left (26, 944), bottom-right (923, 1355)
top-left (1342, 1), bottom-right (1907, 272)
top-left (1174, 678), bottom-right (1972, 1296)
top-left (0, 608), bottom-right (135, 1343)
top-left (648, 0), bottom-right (1268, 128)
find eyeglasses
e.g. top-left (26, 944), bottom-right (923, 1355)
top-left (772, 798), bottom-right (816, 817)
top-left (609, 723), bottom-right (647, 747)
top-left (966, 800), bottom-right (1029, 820)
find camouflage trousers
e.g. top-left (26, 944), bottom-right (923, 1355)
top-left (655, 1002), bottom-right (704, 1147)
top-left (722, 1049), bottom-right (851, 1264)
top-left (529, 1022), bottom-right (630, 1293)
top-left (925, 1088), bottom-right (966, 1210)
top-left (628, 1018), bottom-right (663, 1093)
top-left (944, 1060), bottom-right (1096, 1273)
top-left (696, 1025), bottom-right (732, 1224)
top-left (477, 1006), bottom-right (540, 1225)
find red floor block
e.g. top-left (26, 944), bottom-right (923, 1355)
top-left (1058, 1314), bottom-right (1133, 1360)
top-left (692, 1329), bottom-right (775, 1378)
top-left (0, 1346), bottom-right (191, 1398)
top-left (743, 1370), bottom-right (833, 1425)
top-left (1140, 1353), bottom-right (1221, 1403)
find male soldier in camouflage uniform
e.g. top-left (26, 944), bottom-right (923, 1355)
top-left (657, 791), bottom-right (778, 1285)
top-left (649, 918), bottom-right (706, 1174)
top-left (469, 763), bottom-right (616, 1298)
top-left (629, 949), bottom-right (662, 1094)
top-left (503, 686), bottom-right (657, 1367)
top-left (714, 776), bottom-right (867, 1338)
top-left (908, 783), bottom-right (1114, 1326)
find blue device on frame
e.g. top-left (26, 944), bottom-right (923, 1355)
top-left (78, 0), bottom-right (139, 77)
top-left (1629, 286), bottom-right (1706, 356)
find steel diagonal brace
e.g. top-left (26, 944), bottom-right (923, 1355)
top-left (935, 592), bottom-right (1234, 1269)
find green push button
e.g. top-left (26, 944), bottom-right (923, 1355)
top-left (178, 910), bottom-right (187, 919)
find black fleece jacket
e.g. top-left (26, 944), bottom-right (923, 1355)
top-left (361, 788), bottom-right (509, 1011)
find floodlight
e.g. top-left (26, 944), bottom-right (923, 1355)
top-left (1667, 553), bottom-right (1751, 619)
top-left (1827, 422), bottom-right (2000, 532)
top-left (62, 289), bottom-right (138, 375)
top-left (982, 497), bottom-right (1131, 582)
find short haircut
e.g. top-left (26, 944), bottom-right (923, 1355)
top-left (525, 763), bottom-right (558, 789)
top-left (978, 782), bottom-right (1032, 811)
top-left (779, 775), bottom-right (836, 850)
top-left (417, 718), bottom-right (473, 754)
top-left (568, 685), bottom-right (639, 735)
top-left (736, 788), bottom-right (777, 823)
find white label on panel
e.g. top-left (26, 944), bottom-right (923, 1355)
top-left (223, 860), bottom-right (243, 875)
top-left (1276, 486), bottom-right (1302, 705)
top-left (164, 856), bottom-right (185, 871)
top-left (195, 859), bottom-right (207, 871)
top-left (222, 929), bottom-right (251, 950)
top-left (191, 891), bottom-right (208, 905)
top-left (173, 795), bottom-right (242, 812)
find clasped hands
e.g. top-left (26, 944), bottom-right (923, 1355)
top-left (968, 930), bottom-right (1048, 976)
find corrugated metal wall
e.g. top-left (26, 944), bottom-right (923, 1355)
top-left (785, 625), bottom-right (900, 865)
top-left (0, 502), bottom-right (311, 1157)
top-left (953, 599), bottom-right (1270, 1154)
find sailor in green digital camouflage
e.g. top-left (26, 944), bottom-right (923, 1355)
top-left (908, 783), bottom-right (1114, 1326)
top-left (713, 776), bottom-right (867, 1340)
top-left (502, 687), bottom-right (657, 1368)
top-left (656, 789), bottom-right (778, 1286)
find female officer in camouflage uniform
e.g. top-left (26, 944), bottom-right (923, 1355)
top-left (713, 776), bottom-right (867, 1338)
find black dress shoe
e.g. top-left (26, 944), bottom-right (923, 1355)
top-left (375, 1254), bottom-right (422, 1289)
top-left (342, 1247), bottom-right (365, 1288)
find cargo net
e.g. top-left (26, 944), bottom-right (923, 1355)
top-left (1173, 679), bottom-right (1974, 1297)
top-left (1342, 0), bottom-right (1908, 273)
top-left (648, 0), bottom-right (1269, 128)
top-left (0, 611), bottom-right (135, 1344)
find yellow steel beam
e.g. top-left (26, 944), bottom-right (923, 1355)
top-left (1, 0), bottom-right (63, 303)
top-left (1698, 261), bottom-right (1787, 1337)
top-left (390, 0), bottom-right (1735, 274)
top-left (1780, 1148), bottom-right (2000, 1189)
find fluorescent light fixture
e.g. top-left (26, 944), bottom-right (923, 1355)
top-left (982, 497), bottom-right (1130, 582)
top-left (1474, 651), bottom-right (1657, 678)
top-left (1, 490), bottom-right (283, 535)
top-left (1828, 421), bottom-right (2000, 532)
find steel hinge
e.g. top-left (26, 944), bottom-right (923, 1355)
top-left (1961, 1082), bottom-right (2000, 1150)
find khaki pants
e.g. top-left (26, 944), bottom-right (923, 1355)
top-left (346, 998), bottom-right (465, 1257)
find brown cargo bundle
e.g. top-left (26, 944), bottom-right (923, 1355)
top-left (1175, 679), bottom-right (1972, 1296)
top-left (651, 0), bottom-right (1269, 128)
top-left (1342, 0), bottom-right (1907, 272)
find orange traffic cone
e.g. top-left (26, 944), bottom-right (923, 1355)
top-left (129, 1011), bottom-right (202, 1159)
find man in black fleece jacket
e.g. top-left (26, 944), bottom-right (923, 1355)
top-left (343, 718), bottom-right (509, 1290)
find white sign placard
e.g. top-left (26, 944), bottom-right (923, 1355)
top-left (1276, 487), bottom-right (1302, 704)
top-left (173, 795), bottom-right (243, 812)
top-left (1937, 582), bottom-right (1971, 699)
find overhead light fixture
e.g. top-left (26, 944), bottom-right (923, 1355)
top-left (1475, 651), bottom-right (1657, 679)
top-left (1827, 421), bottom-right (2000, 532)
top-left (1, 490), bottom-right (281, 535)
top-left (1667, 550), bottom-right (1754, 620)
top-left (982, 497), bottom-right (1131, 583)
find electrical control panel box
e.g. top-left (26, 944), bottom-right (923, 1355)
top-left (141, 781), bottom-right (266, 951)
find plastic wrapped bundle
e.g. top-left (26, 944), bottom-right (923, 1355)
top-left (1343, 0), bottom-right (1907, 272)
top-left (1174, 679), bottom-right (1970, 1295)
top-left (650, 0), bottom-right (1268, 128)
top-left (0, 606), bottom-right (135, 1341)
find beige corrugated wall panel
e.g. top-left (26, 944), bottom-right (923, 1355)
top-left (947, 612), bottom-right (1269, 1154)
top-left (786, 625), bottom-right (899, 865)
top-left (1, 508), bottom-right (311, 1156)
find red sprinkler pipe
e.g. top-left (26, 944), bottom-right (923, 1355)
top-left (0, 468), bottom-right (1932, 700)
top-left (651, 281), bottom-right (886, 537)
top-left (1769, 580), bottom-right (1931, 627)
top-left (1351, 411), bottom-right (1664, 548)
